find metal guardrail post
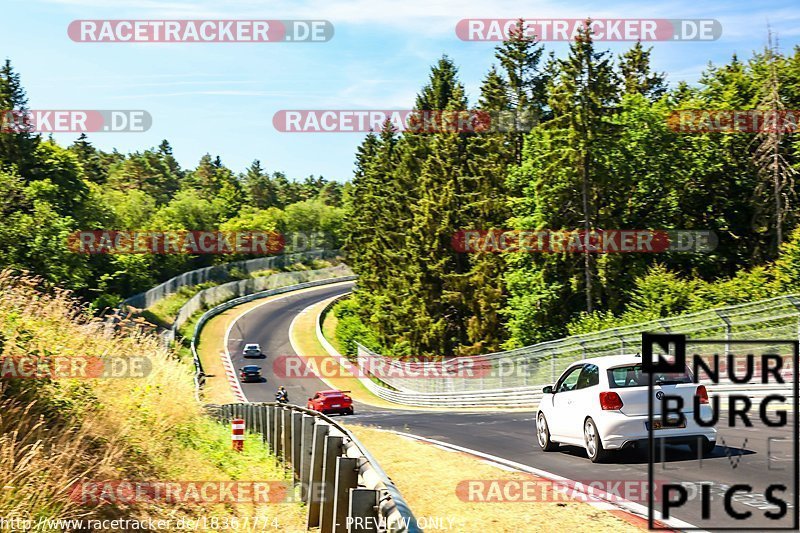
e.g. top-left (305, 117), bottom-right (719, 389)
top-left (333, 457), bottom-right (360, 533)
top-left (272, 405), bottom-right (282, 459)
top-left (255, 404), bottom-right (263, 441)
top-left (616, 334), bottom-right (626, 355)
top-left (292, 411), bottom-right (303, 478)
top-left (282, 408), bottom-right (291, 466)
top-left (300, 414), bottom-right (316, 501)
top-left (788, 296), bottom-right (800, 345)
top-left (348, 489), bottom-right (380, 533)
top-left (715, 310), bottom-right (732, 355)
top-left (307, 422), bottom-right (331, 528)
top-left (264, 404), bottom-right (272, 448)
top-left (320, 434), bottom-right (345, 532)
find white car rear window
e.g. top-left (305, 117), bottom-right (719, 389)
top-left (607, 364), bottom-right (692, 388)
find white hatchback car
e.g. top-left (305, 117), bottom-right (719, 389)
top-left (536, 355), bottom-right (717, 462)
top-left (242, 343), bottom-right (263, 358)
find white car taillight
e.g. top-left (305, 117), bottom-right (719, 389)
top-left (697, 385), bottom-right (709, 404)
top-left (599, 391), bottom-right (624, 410)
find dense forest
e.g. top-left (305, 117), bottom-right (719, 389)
top-left (4, 22), bottom-right (800, 358)
top-left (339, 24), bottom-right (800, 357)
top-left (0, 59), bottom-right (345, 311)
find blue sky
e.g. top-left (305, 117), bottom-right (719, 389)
top-left (4, 0), bottom-right (800, 181)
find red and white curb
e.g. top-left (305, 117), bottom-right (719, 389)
top-left (221, 350), bottom-right (247, 403)
top-left (390, 431), bottom-right (703, 533)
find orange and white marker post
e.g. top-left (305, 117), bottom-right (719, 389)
top-left (232, 418), bottom-right (245, 452)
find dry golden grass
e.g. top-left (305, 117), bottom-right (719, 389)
top-left (321, 308), bottom-right (344, 354)
top-left (195, 305), bottom-right (239, 405)
top-left (0, 271), bottom-right (307, 531)
top-left (289, 297), bottom-right (403, 409)
top-left (346, 425), bottom-right (645, 533)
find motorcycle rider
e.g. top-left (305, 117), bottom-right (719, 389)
top-left (276, 386), bottom-right (289, 404)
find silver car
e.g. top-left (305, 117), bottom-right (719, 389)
top-left (242, 343), bottom-right (263, 358)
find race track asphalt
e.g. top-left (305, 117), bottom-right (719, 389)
top-left (225, 283), bottom-right (798, 530)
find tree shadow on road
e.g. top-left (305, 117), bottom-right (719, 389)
top-left (554, 442), bottom-right (756, 465)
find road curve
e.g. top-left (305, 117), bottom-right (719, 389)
top-left (225, 284), bottom-right (797, 530)
top-left (225, 281), bottom-right (356, 406)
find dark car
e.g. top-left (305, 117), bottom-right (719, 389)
top-left (307, 390), bottom-right (353, 415)
top-left (240, 365), bottom-right (263, 383)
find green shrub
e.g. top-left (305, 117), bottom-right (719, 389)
top-left (333, 299), bottom-right (382, 357)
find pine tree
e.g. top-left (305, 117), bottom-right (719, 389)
top-left (243, 159), bottom-right (278, 208)
top-left (459, 67), bottom-right (514, 353)
top-left (547, 21), bottom-right (619, 312)
top-left (405, 62), bottom-right (471, 354)
top-left (0, 60), bottom-right (39, 176)
top-left (494, 19), bottom-right (547, 163)
top-left (343, 133), bottom-right (380, 279)
top-left (69, 133), bottom-right (107, 184)
top-left (619, 42), bottom-right (667, 100)
top-left (504, 19), bottom-right (619, 344)
top-left (752, 31), bottom-right (796, 253)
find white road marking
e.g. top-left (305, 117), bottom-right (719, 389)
top-left (388, 430), bottom-right (705, 532)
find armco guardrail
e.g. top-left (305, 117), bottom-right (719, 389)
top-left (121, 250), bottom-right (335, 310)
top-left (191, 273), bottom-right (357, 400)
top-left (357, 295), bottom-right (800, 394)
top-left (167, 261), bottom-right (349, 344)
top-left (105, 250), bottom-right (338, 345)
top-left (206, 402), bottom-right (421, 533)
top-left (316, 294), bottom-right (798, 408)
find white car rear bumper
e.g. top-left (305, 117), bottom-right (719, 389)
top-left (598, 409), bottom-right (717, 450)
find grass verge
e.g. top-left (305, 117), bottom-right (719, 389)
top-left (345, 425), bottom-right (645, 533)
top-left (0, 271), bottom-right (307, 531)
top-left (321, 306), bottom-right (345, 354)
top-left (288, 297), bottom-right (403, 409)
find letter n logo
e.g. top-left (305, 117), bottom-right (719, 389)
top-left (642, 333), bottom-right (686, 373)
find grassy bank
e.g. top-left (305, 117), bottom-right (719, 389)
top-left (0, 272), bottom-right (307, 531)
top-left (346, 425), bottom-right (645, 533)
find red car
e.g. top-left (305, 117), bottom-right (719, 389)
top-left (307, 390), bottom-right (354, 415)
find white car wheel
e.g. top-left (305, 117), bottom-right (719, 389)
top-left (584, 418), bottom-right (609, 463)
top-left (537, 412), bottom-right (559, 451)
